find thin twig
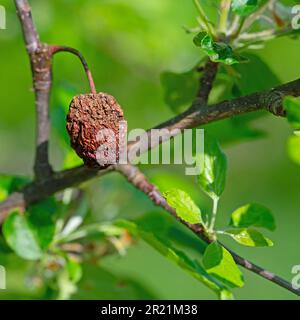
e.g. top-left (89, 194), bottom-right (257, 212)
top-left (235, 26), bottom-right (297, 51)
top-left (242, 0), bottom-right (276, 32)
top-left (193, 0), bottom-right (215, 37)
top-left (219, 0), bottom-right (232, 35)
top-left (15, 0), bottom-right (53, 180)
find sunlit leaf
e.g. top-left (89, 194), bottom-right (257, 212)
top-left (197, 135), bottom-right (227, 200)
top-left (203, 242), bottom-right (244, 288)
top-left (230, 203), bottom-right (276, 231)
top-left (163, 189), bottom-right (202, 224)
top-left (225, 228), bottom-right (273, 247)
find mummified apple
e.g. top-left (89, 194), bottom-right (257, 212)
top-left (66, 93), bottom-right (124, 168)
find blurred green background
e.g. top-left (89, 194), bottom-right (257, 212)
top-left (0, 0), bottom-right (300, 300)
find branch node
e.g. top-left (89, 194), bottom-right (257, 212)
top-left (262, 90), bottom-right (286, 117)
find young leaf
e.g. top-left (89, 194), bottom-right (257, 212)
top-left (193, 31), bottom-right (207, 46)
top-left (232, 0), bottom-right (259, 17)
top-left (197, 135), bottom-right (227, 200)
top-left (283, 96), bottom-right (300, 129)
top-left (225, 228), bottom-right (273, 247)
top-left (163, 189), bottom-right (202, 224)
top-left (194, 33), bottom-right (242, 65)
top-left (230, 203), bottom-right (276, 231)
top-left (3, 211), bottom-right (42, 260)
top-left (203, 242), bottom-right (244, 288)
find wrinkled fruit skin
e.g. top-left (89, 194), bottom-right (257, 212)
top-left (66, 93), bottom-right (124, 168)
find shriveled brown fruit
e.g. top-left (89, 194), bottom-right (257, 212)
top-left (66, 93), bottom-right (125, 168)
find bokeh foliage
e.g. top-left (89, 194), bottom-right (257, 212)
top-left (0, 0), bottom-right (300, 299)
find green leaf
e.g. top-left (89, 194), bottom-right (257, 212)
top-left (203, 242), bottom-right (244, 288)
top-left (161, 69), bottom-right (198, 113)
top-left (163, 189), bottom-right (202, 224)
top-left (283, 96), bottom-right (300, 129)
top-left (194, 33), bottom-right (241, 65)
top-left (116, 219), bottom-right (234, 299)
top-left (27, 198), bottom-right (56, 250)
top-left (197, 135), bottom-right (227, 200)
top-left (287, 135), bottom-right (300, 165)
top-left (3, 211), bottom-right (42, 260)
top-left (232, 0), bottom-right (259, 17)
top-left (2, 198), bottom-right (56, 260)
top-left (230, 203), bottom-right (276, 231)
top-left (225, 228), bottom-right (273, 247)
top-left (193, 31), bottom-right (207, 46)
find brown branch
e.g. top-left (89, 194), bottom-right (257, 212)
top-left (115, 164), bottom-right (211, 243)
top-left (130, 78), bottom-right (300, 155)
top-left (15, 0), bottom-right (53, 180)
top-left (1, 77), bottom-right (299, 220)
top-left (0, 165), bottom-right (113, 224)
top-left (228, 248), bottom-right (300, 296)
top-left (195, 60), bottom-right (219, 105)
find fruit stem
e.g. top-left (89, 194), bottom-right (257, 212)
top-left (50, 45), bottom-right (97, 94)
